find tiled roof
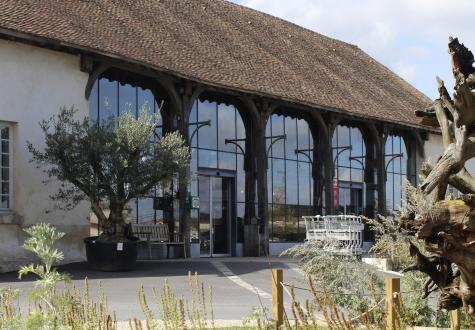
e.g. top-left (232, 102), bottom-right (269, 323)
top-left (0, 0), bottom-right (431, 128)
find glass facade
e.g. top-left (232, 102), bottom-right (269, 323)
top-left (266, 114), bottom-right (313, 242)
top-left (385, 134), bottom-right (415, 213)
top-left (332, 125), bottom-right (366, 215)
top-left (89, 78), bottom-right (164, 224)
top-left (87, 76), bottom-right (420, 245)
top-left (0, 125), bottom-right (11, 209)
top-left (188, 100), bottom-right (246, 242)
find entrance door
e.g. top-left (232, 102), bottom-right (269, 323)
top-left (337, 182), bottom-right (364, 215)
top-left (198, 175), bottom-right (232, 257)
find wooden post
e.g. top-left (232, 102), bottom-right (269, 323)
top-left (272, 268), bottom-right (283, 328)
top-left (450, 309), bottom-right (461, 330)
top-left (386, 277), bottom-right (400, 330)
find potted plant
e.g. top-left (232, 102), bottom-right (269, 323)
top-left (28, 107), bottom-right (190, 271)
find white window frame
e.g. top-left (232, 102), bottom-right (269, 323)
top-left (0, 124), bottom-right (13, 211)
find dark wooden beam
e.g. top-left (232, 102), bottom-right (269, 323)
top-left (83, 62), bottom-right (110, 100)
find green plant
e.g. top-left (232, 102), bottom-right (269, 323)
top-left (19, 223), bottom-right (71, 315)
top-left (0, 223), bottom-right (116, 330)
top-left (283, 239), bottom-right (386, 325)
top-left (242, 306), bottom-right (273, 329)
top-left (0, 288), bottom-right (21, 329)
top-left (136, 272), bottom-right (215, 330)
top-left (28, 107), bottom-right (189, 240)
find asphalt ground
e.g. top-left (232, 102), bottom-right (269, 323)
top-left (0, 257), bottom-right (313, 322)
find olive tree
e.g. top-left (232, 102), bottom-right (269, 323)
top-left (28, 107), bottom-right (190, 240)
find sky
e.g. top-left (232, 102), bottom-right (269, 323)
top-left (230, 0), bottom-right (475, 99)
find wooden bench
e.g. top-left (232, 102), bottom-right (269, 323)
top-left (131, 224), bottom-right (186, 259)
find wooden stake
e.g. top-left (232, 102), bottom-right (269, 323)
top-left (386, 277), bottom-right (400, 330)
top-left (272, 268), bottom-right (283, 328)
top-left (451, 309), bottom-right (461, 330)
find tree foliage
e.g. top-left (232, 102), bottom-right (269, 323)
top-left (28, 107), bottom-right (190, 239)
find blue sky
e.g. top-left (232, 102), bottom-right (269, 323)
top-left (231, 0), bottom-right (475, 99)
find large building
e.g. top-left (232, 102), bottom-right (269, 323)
top-left (0, 0), bottom-right (449, 269)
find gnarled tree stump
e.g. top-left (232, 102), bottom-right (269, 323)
top-left (407, 37), bottom-right (475, 312)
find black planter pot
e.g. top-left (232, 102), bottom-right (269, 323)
top-left (84, 236), bottom-right (139, 271)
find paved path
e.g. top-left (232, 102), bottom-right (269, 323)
top-left (0, 257), bottom-right (313, 321)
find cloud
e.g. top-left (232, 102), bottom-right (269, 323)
top-left (234, 0), bottom-right (475, 97)
top-left (395, 64), bottom-right (417, 82)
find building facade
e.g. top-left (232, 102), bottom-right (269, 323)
top-left (0, 0), bottom-right (455, 268)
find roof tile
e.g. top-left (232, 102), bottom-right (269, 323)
top-left (0, 0), bottom-right (431, 127)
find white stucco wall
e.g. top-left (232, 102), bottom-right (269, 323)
top-left (424, 133), bottom-right (475, 178)
top-left (0, 39), bottom-right (90, 271)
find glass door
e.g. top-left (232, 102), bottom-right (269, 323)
top-left (199, 175), bottom-right (232, 257)
top-left (337, 182), bottom-right (364, 215)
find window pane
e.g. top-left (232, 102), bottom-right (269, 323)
top-left (198, 149), bottom-right (217, 168)
top-left (1, 127), bottom-right (8, 140)
top-left (286, 160), bottom-right (298, 204)
top-left (267, 167), bottom-right (273, 202)
top-left (351, 168), bottom-right (364, 183)
top-left (285, 205), bottom-right (299, 241)
top-left (119, 83), bottom-right (137, 116)
top-left (217, 104), bottom-right (236, 152)
top-left (1, 195), bottom-right (8, 208)
top-left (198, 101), bottom-right (217, 150)
top-left (393, 136), bottom-right (401, 173)
top-left (218, 152), bottom-right (236, 170)
top-left (190, 147), bottom-right (198, 172)
top-left (272, 158), bottom-right (285, 204)
top-left (99, 79), bottom-right (118, 120)
top-left (338, 166), bottom-right (351, 182)
top-left (237, 155), bottom-right (245, 203)
top-left (236, 110), bottom-right (246, 140)
top-left (297, 119), bottom-right (310, 151)
top-left (1, 141), bottom-right (8, 154)
top-left (1, 168), bottom-right (9, 180)
top-left (285, 117), bottom-right (297, 160)
top-left (137, 198), bottom-right (155, 223)
top-left (386, 173), bottom-right (394, 211)
top-left (385, 136), bottom-right (393, 172)
top-left (270, 115), bottom-right (284, 158)
top-left (298, 162), bottom-right (311, 205)
top-left (335, 126), bottom-right (350, 167)
top-left (1, 181), bottom-right (8, 194)
top-left (137, 88), bottom-right (155, 115)
top-left (394, 174), bottom-right (402, 211)
top-left (271, 204), bottom-right (286, 241)
top-left (350, 127), bottom-right (364, 169)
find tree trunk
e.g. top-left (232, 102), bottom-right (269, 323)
top-left (409, 37), bottom-right (475, 312)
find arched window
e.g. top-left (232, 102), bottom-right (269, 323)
top-left (385, 134), bottom-right (413, 212)
top-left (332, 125), bottom-right (366, 215)
top-left (266, 114), bottom-right (313, 242)
top-left (188, 100), bottom-right (246, 243)
top-left (89, 78), bottom-right (163, 224)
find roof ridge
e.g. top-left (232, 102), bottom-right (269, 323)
top-left (221, 0), bottom-right (359, 49)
